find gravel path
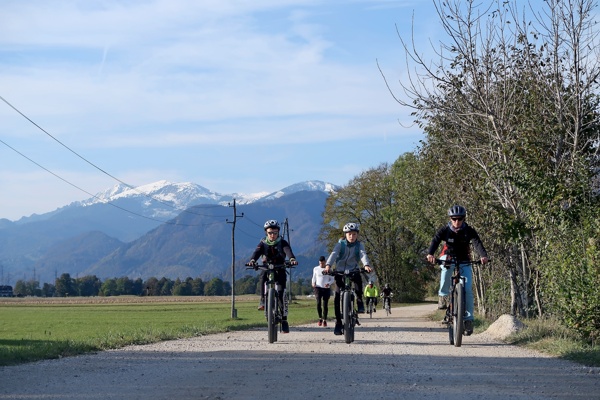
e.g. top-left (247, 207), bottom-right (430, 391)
top-left (1, 304), bottom-right (598, 400)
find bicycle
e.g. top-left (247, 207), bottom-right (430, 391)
top-left (435, 257), bottom-right (485, 347)
top-left (381, 293), bottom-right (393, 316)
top-left (330, 268), bottom-right (368, 344)
top-left (246, 261), bottom-right (294, 343)
top-left (365, 296), bottom-right (377, 319)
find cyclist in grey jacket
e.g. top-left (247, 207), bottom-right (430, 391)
top-left (324, 222), bottom-right (373, 336)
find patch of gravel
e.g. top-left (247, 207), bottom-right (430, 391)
top-left (481, 313), bottom-right (526, 340)
top-left (0, 304), bottom-right (598, 400)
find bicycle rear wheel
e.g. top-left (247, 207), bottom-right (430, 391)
top-left (452, 281), bottom-right (464, 347)
top-left (342, 291), bottom-right (354, 344)
top-left (267, 288), bottom-right (278, 343)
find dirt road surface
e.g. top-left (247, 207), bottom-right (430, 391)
top-left (1, 303), bottom-right (598, 400)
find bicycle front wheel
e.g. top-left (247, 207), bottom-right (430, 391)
top-left (452, 282), bottom-right (464, 347)
top-left (267, 288), bottom-right (278, 343)
top-left (342, 291), bottom-right (354, 344)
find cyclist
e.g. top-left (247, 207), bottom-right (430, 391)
top-left (381, 283), bottom-right (393, 313)
top-left (324, 222), bottom-right (373, 336)
top-left (426, 205), bottom-right (489, 335)
top-left (312, 255), bottom-right (334, 327)
top-left (248, 220), bottom-right (298, 333)
top-left (363, 281), bottom-right (379, 313)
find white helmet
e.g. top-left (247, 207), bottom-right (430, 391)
top-left (343, 222), bottom-right (359, 233)
top-left (264, 220), bottom-right (280, 230)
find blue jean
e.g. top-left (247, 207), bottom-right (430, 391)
top-left (439, 259), bottom-right (474, 321)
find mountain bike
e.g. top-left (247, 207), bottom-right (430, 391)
top-left (331, 268), bottom-right (367, 344)
top-left (246, 261), bottom-right (294, 343)
top-left (366, 297), bottom-right (377, 319)
top-left (381, 293), bottom-right (393, 316)
top-left (436, 258), bottom-right (485, 347)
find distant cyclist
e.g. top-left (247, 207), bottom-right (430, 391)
top-left (426, 205), bottom-right (489, 335)
top-left (247, 220), bottom-right (298, 333)
top-left (381, 284), bottom-right (393, 313)
top-left (363, 281), bottom-right (379, 313)
top-left (324, 222), bottom-right (373, 336)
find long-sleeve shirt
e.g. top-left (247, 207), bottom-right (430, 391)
top-left (249, 237), bottom-right (295, 264)
top-left (427, 222), bottom-right (488, 262)
top-left (312, 266), bottom-right (334, 288)
top-left (364, 285), bottom-right (379, 298)
top-left (325, 239), bottom-right (371, 271)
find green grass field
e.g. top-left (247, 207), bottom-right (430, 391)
top-left (0, 295), bottom-right (318, 366)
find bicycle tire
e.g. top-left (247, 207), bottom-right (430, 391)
top-left (267, 288), bottom-right (278, 343)
top-left (369, 299), bottom-right (373, 319)
top-left (385, 298), bottom-right (390, 316)
top-left (342, 291), bottom-right (354, 344)
top-left (453, 281), bottom-right (464, 347)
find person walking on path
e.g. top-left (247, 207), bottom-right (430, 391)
top-left (312, 255), bottom-right (334, 327)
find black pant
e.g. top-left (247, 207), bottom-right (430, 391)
top-left (314, 287), bottom-right (331, 319)
top-left (260, 269), bottom-right (287, 297)
top-left (333, 274), bottom-right (364, 323)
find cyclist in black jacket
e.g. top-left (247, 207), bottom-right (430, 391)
top-left (248, 220), bottom-right (297, 333)
top-left (426, 205), bottom-right (489, 335)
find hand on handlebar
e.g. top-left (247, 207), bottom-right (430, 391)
top-left (245, 260), bottom-right (258, 269)
top-left (426, 254), bottom-right (435, 264)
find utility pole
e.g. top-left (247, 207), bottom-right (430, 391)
top-left (227, 199), bottom-right (243, 319)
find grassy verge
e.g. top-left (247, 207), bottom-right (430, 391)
top-left (428, 310), bottom-right (600, 367)
top-left (0, 295), bottom-right (318, 366)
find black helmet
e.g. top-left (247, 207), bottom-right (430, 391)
top-left (264, 220), bottom-right (280, 230)
top-left (447, 205), bottom-right (467, 218)
top-left (343, 222), bottom-right (359, 233)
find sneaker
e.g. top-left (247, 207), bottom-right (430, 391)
top-left (437, 296), bottom-right (448, 310)
top-left (282, 320), bottom-right (290, 333)
top-left (318, 319), bottom-right (323, 327)
top-left (334, 322), bottom-right (343, 335)
top-left (464, 320), bottom-right (473, 336)
top-left (323, 320), bottom-right (327, 327)
top-left (373, 308), bottom-right (376, 313)
top-left (258, 297), bottom-right (265, 311)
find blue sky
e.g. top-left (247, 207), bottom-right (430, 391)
top-left (0, 0), bottom-right (543, 220)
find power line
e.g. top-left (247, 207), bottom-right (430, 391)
top-left (0, 94), bottom-right (223, 219)
top-left (0, 138), bottom-right (226, 227)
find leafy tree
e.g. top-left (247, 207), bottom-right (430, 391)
top-left (204, 278), bottom-right (225, 296)
top-left (55, 273), bottom-right (75, 297)
top-left (75, 275), bottom-right (101, 296)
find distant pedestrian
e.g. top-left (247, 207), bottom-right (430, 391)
top-left (312, 256), bottom-right (334, 327)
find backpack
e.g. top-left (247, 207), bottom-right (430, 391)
top-left (336, 239), bottom-right (361, 262)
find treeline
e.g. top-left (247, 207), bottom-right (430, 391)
top-left (12, 273), bottom-right (315, 298)
top-left (322, 0), bottom-right (599, 342)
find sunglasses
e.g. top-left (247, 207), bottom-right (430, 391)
top-left (451, 217), bottom-right (464, 222)
top-left (266, 231), bottom-right (279, 235)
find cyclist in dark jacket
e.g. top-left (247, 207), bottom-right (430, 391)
top-left (426, 205), bottom-right (489, 335)
top-left (248, 220), bottom-right (297, 333)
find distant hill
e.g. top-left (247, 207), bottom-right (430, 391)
top-left (0, 181), bottom-right (336, 284)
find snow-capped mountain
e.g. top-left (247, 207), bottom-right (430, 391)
top-left (75, 180), bottom-right (338, 220)
top-left (0, 180), bottom-right (338, 284)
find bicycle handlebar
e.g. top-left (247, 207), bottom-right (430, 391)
top-left (434, 258), bottom-right (490, 269)
top-left (245, 261), bottom-right (295, 271)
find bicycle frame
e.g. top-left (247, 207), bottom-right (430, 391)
top-left (332, 268), bottom-right (366, 344)
top-left (437, 258), bottom-right (483, 347)
top-left (247, 262), bottom-right (293, 344)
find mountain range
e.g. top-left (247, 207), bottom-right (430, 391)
top-left (0, 180), bottom-right (338, 285)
